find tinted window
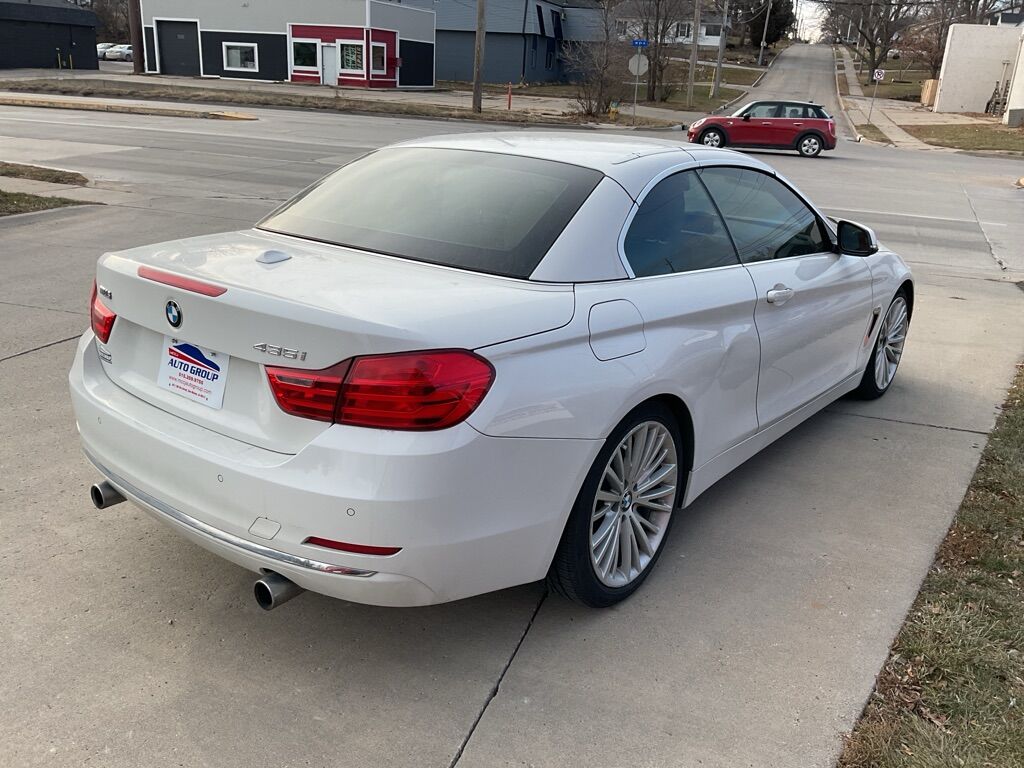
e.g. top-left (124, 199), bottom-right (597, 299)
top-left (812, 106), bottom-right (831, 119)
top-left (259, 148), bottom-right (602, 279)
top-left (781, 104), bottom-right (808, 119)
top-left (745, 103), bottom-right (779, 118)
top-left (624, 171), bottom-right (738, 277)
top-left (699, 167), bottom-right (830, 263)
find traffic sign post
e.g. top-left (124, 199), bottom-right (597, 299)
top-left (632, 38), bottom-right (649, 47)
top-left (867, 68), bottom-right (884, 124)
top-left (628, 52), bottom-right (649, 126)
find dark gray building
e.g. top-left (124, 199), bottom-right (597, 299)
top-left (0, 0), bottom-right (98, 70)
top-left (399, 0), bottom-right (603, 83)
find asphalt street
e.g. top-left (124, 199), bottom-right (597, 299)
top-left (1, 44), bottom-right (1023, 768)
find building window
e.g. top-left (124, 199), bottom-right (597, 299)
top-left (545, 45), bottom-right (554, 70)
top-left (678, 23), bottom-right (692, 38)
top-left (530, 37), bottom-right (537, 68)
top-left (292, 40), bottom-right (318, 69)
top-left (223, 42), bottom-right (258, 72)
top-left (616, 20), bottom-right (628, 36)
top-left (536, 5), bottom-right (546, 36)
top-left (705, 24), bottom-right (722, 37)
top-left (371, 42), bottom-right (386, 74)
top-left (340, 42), bottom-right (364, 75)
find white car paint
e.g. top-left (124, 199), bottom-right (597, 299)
top-left (69, 134), bottom-right (913, 607)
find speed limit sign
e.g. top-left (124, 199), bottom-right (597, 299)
top-left (873, 69), bottom-right (885, 81)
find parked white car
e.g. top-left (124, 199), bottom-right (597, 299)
top-left (71, 134), bottom-right (913, 610)
top-left (104, 44), bottom-right (132, 61)
top-left (96, 43), bottom-right (115, 58)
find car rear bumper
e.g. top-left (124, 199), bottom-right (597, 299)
top-left (70, 332), bottom-right (600, 606)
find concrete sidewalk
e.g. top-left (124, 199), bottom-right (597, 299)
top-left (0, 69), bottom-right (702, 126)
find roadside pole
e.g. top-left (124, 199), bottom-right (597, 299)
top-left (687, 0), bottom-right (702, 107)
top-left (757, 0), bottom-right (773, 67)
top-left (128, 0), bottom-right (143, 75)
top-left (711, 0), bottom-right (729, 99)
top-left (629, 40), bottom-right (649, 126)
top-left (867, 67), bottom-right (883, 123)
top-left (471, 0), bottom-right (486, 113)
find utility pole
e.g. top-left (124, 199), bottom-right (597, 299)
top-left (472, 0), bottom-right (486, 113)
top-left (756, 0), bottom-right (772, 66)
top-left (687, 0), bottom-right (702, 107)
top-left (128, 0), bottom-right (143, 75)
top-left (711, 0), bottom-right (729, 98)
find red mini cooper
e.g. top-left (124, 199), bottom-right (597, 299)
top-left (687, 100), bottom-right (837, 157)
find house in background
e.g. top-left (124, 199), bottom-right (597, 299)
top-left (399, 0), bottom-right (604, 83)
top-left (138, 0), bottom-right (435, 88)
top-left (0, 0), bottom-right (97, 70)
top-left (986, 9), bottom-right (1023, 26)
top-left (612, 1), bottom-right (729, 49)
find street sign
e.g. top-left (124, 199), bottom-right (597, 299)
top-left (873, 69), bottom-right (885, 82)
top-left (632, 39), bottom-right (649, 47)
top-left (628, 54), bottom-right (649, 77)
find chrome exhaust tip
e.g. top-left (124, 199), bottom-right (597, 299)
top-left (254, 572), bottom-right (304, 611)
top-left (90, 480), bottom-right (125, 509)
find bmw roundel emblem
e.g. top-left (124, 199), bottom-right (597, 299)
top-left (165, 300), bottom-right (182, 328)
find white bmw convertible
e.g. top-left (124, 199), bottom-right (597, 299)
top-left (70, 134), bottom-right (912, 609)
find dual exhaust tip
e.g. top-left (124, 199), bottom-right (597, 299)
top-left (89, 480), bottom-right (305, 611)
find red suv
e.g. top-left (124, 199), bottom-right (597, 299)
top-left (687, 100), bottom-right (837, 157)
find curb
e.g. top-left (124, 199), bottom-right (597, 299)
top-left (0, 202), bottom-right (102, 225)
top-left (832, 47), bottom-right (862, 142)
top-left (0, 96), bottom-right (257, 120)
top-left (714, 90), bottom-right (749, 115)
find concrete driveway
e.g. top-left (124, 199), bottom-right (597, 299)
top-left (1, 70), bottom-right (1022, 767)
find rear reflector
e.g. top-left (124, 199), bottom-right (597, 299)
top-left (90, 281), bottom-right (116, 343)
top-left (304, 536), bottom-right (401, 557)
top-left (138, 266), bottom-right (227, 297)
top-left (266, 349), bottom-right (494, 431)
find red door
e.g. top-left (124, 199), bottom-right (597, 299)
top-left (730, 102), bottom-right (781, 146)
top-left (773, 104), bottom-right (809, 147)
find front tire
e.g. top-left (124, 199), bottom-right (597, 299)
top-left (853, 291), bottom-right (910, 399)
top-left (797, 133), bottom-right (823, 157)
top-left (700, 128), bottom-right (726, 148)
top-left (548, 403), bottom-right (684, 607)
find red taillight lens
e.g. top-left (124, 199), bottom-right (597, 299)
top-left (266, 350), bottom-right (494, 431)
top-left (90, 281), bottom-right (116, 343)
top-left (304, 536), bottom-right (401, 556)
top-left (265, 360), bottom-right (352, 423)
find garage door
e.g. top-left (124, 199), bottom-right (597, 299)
top-left (156, 20), bottom-right (200, 76)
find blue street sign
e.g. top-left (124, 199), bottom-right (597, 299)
top-left (632, 39), bottom-right (649, 47)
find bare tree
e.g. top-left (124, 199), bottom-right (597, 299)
top-left (628, 0), bottom-right (692, 101)
top-left (86, 0), bottom-right (130, 42)
top-left (563, 1), bottom-right (622, 117)
top-left (813, 0), bottom-right (922, 75)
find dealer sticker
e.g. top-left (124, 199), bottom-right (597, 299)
top-left (157, 336), bottom-right (230, 409)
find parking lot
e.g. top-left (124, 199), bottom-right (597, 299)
top-left (1, 98), bottom-right (1022, 768)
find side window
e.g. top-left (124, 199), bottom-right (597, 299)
top-left (782, 104), bottom-right (807, 119)
top-left (745, 103), bottom-right (779, 118)
top-left (699, 166), bottom-right (830, 263)
top-left (623, 171), bottom-right (739, 277)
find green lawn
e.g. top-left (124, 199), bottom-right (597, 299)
top-left (902, 123), bottom-right (1024, 152)
top-left (0, 190), bottom-right (85, 216)
top-left (862, 70), bottom-right (931, 102)
top-left (839, 364), bottom-right (1024, 767)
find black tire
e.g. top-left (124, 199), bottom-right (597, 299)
top-left (125, 54), bottom-right (132, 62)
top-left (852, 289), bottom-right (911, 400)
top-left (796, 133), bottom-right (823, 157)
top-left (547, 402), bottom-right (685, 608)
top-left (700, 128), bottom-right (726, 148)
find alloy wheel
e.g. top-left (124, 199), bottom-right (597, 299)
top-left (590, 421), bottom-right (678, 588)
top-left (800, 136), bottom-right (821, 156)
top-left (874, 297), bottom-right (909, 390)
top-left (702, 131), bottom-right (722, 147)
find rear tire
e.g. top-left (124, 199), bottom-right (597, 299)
top-left (548, 403), bottom-right (684, 608)
top-left (797, 133), bottom-right (823, 157)
top-left (700, 128), bottom-right (726, 148)
top-left (853, 290), bottom-right (910, 399)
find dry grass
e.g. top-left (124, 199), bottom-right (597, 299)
top-left (839, 364), bottom-right (1024, 768)
top-left (0, 79), bottom-right (591, 125)
top-left (856, 123), bottom-right (890, 144)
top-left (901, 123), bottom-right (1024, 153)
top-left (0, 162), bottom-right (87, 186)
top-left (0, 191), bottom-right (87, 216)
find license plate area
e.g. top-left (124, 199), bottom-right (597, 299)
top-left (157, 335), bottom-right (230, 409)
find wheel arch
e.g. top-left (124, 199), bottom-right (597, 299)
top-left (899, 278), bottom-right (914, 319)
top-left (794, 129), bottom-right (826, 149)
top-left (700, 125), bottom-right (729, 145)
top-left (637, 393), bottom-right (696, 477)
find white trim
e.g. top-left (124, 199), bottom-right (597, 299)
top-left (370, 41), bottom-right (387, 74)
top-left (152, 17), bottom-right (204, 77)
top-left (201, 28), bottom-right (287, 36)
top-left (338, 39), bottom-right (366, 76)
top-left (221, 41), bottom-right (259, 73)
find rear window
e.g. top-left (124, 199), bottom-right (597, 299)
top-left (258, 147), bottom-right (602, 279)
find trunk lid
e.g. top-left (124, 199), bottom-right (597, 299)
top-left (94, 229), bottom-right (574, 453)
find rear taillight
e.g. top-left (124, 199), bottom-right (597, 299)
top-left (828, 120), bottom-right (836, 136)
top-left (266, 350), bottom-right (494, 431)
top-left (90, 281), bottom-right (116, 343)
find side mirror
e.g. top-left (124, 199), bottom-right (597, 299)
top-left (836, 220), bottom-right (879, 256)
top-left (742, 113), bottom-right (751, 122)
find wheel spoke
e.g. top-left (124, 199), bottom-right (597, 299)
top-left (630, 513), bottom-right (653, 556)
top-left (636, 462), bottom-right (675, 494)
top-left (595, 489), bottom-right (620, 504)
top-left (592, 502), bottom-right (614, 523)
top-left (617, 514), bottom-right (631, 576)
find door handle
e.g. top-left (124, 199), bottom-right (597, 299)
top-left (793, 122), bottom-right (803, 126)
top-left (766, 285), bottom-right (794, 305)
top-left (760, 121), bottom-right (772, 125)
